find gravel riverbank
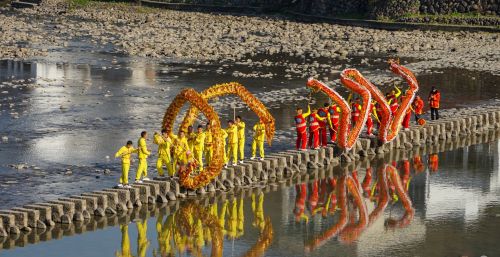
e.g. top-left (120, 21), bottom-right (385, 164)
top-left (0, 0), bottom-right (499, 77)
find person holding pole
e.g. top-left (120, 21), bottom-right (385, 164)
top-left (235, 116), bottom-right (246, 164)
top-left (251, 119), bottom-right (266, 160)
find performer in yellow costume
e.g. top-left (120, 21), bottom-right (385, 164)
top-left (251, 119), bottom-right (266, 160)
top-left (114, 140), bottom-right (137, 188)
top-left (153, 129), bottom-right (173, 177)
top-left (172, 131), bottom-right (190, 171)
top-left (222, 128), bottom-right (228, 167)
top-left (136, 131), bottom-right (151, 183)
top-left (235, 116), bottom-right (246, 164)
top-left (204, 122), bottom-right (213, 165)
top-left (193, 125), bottom-right (206, 171)
top-left (226, 120), bottom-right (238, 166)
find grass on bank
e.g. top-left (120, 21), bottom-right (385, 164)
top-left (66, 0), bottom-right (91, 9)
top-left (402, 12), bottom-right (500, 19)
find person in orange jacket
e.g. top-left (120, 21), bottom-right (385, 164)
top-left (428, 87), bottom-right (441, 120)
top-left (295, 105), bottom-right (310, 151)
top-left (412, 96), bottom-right (425, 125)
top-left (351, 98), bottom-right (362, 125)
top-left (308, 109), bottom-right (327, 149)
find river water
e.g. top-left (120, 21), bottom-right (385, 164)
top-left (1, 49), bottom-right (500, 256)
top-left (1, 139), bottom-right (500, 257)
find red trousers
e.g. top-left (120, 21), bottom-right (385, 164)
top-left (308, 129), bottom-right (320, 149)
top-left (390, 104), bottom-right (398, 115)
top-left (294, 184), bottom-right (307, 219)
top-left (366, 116), bottom-right (373, 135)
top-left (352, 115), bottom-right (359, 125)
top-left (319, 126), bottom-right (328, 147)
top-left (329, 121), bottom-right (338, 142)
top-left (296, 131), bottom-right (307, 150)
top-left (308, 180), bottom-right (319, 212)
top-left (361, 167), bottom-right (373, 194)
top-left (402, 112), bottom-right (411, 129)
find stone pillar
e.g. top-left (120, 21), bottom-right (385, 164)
top-left (23, 204), bottom-right (54, 226)
top-left (11, 208), bottom-right (43, 230)
top-left (57, 198), bottom-right (88, 221)
top-left (48, 200), bottom-right (75, 222)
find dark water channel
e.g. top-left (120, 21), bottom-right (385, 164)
top-left (1, 52), bottom-right (500, 256)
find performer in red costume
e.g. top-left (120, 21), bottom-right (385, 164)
top-left (294, 105), bottom-right (310, 151)
top-left (317, 103), bottom-right (333, 147)
top-left (308, 109), bottom-right (327, 149)
top-left (328, 103), bottom-right (340, 143)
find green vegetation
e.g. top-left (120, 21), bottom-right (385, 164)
top-left (0, 0), bottom-right (10, 7)
top-left (66, 0), bottom-right (91, 9)
top-left (402, 12), bottom-right (500, 19)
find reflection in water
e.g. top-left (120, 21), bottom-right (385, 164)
top-left (115, 197), bottom-right (274, 257)
top-left (2, 140), bottom-right (500, 257)
top-left (116, 221), bottom-right (150, 257)
top-left (302, 163), bottom-right (416, 252)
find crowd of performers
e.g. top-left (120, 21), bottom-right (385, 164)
top-left (116, 193), bottom-right (268, 257)
top-left (113, 86), bottom-right (440, 188)
top-left (294, 86), bottom-right (441, 150)
top-left (114, 116), bottom-right (267, 188)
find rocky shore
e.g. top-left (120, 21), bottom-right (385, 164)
top-left (0, 0), bottom-right (499, 77)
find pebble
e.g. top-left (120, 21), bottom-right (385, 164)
top-left (10, 164), bottom-right (27, 170)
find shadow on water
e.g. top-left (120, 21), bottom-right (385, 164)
top-left (1, 129), bottom-right (500, 257)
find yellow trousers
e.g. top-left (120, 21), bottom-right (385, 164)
top-left (195, 219), bottom-right (205, 248)
top-left (238, 138), bottom-right (245, 160)
top-left (120, 163), bottom-right (130, 185)
top-left (204, 147), bottom-right (213, 165)
top-left (156, 155), bottom-right (173, 177)
top-left (136, 159), bottom-right (148, 180)
top-left (137, 220), bottom-right (149, 257)
top-left (223, 144), bottom-right (228, 164)
top-left (227, 143), bottom-right (238, 164)
top-left (194, 149), bottom-right (204, 171)
top-left (251, 139), bottom-right (265, 158)
top-left (117, 225), bottom-right (131, 257)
